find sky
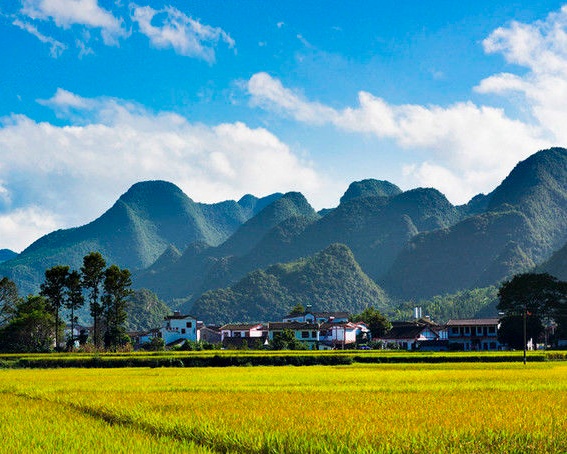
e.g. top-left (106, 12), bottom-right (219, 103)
top-left (1, 0), bottom-right (567, 252)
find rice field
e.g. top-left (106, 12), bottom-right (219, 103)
top-left (1, 363), bottom-right (566, 453)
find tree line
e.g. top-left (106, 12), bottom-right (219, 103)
top-left (0, 252), bottom-right (132, 352)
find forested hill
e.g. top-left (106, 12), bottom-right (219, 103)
top-left (382, 147), bottom-right (567, 299)
top-left (0, 181), bottom-right (282, 295)
top-left (189, 243), bottom-right (389, 324)
top-left (0, 250), bottom-right (17, 263)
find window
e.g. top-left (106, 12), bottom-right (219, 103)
top-left (234, 332), bottom-right (241, 337)
top-left (311, 331), bottom-right (317, 338)
top-left (451, 327), bottom-right (459, 335)
top-left (301, 331), bottom-right (309, 339)
top-left (181, 329), bottom-right (186, 334)
top-left (464, 327), bottom-right (470, 335)
top-left (488, 326), bottom-right (496, 334)
top-left (186, 322), bottom-right (192, 328)
top-left (476, 327), bottom-right (483, 336)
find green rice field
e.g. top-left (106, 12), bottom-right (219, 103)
top-left (1, 362), bottom-right (566, 453)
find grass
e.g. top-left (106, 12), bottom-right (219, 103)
top-left (0, 362), bottom-right (566, 453)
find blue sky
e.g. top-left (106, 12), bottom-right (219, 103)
top-left (1, 1), bottom-right (567, 251)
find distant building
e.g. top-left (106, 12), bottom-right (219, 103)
top-left (267, 322), bottom-right (320, 348)
top-left (319, 321), bottom-right (370, 348)
top-left (446, 318), bottom-right (501, 351)
top-left (282, 311), bottom-right (350, 324)
top-left (379, 320), bottom-right (446, 351)
top-left (138, 311), bottom-right (198, 346)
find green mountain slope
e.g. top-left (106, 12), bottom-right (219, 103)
top-left (339, 179), bottom-right (402, 204)
top-left (538, 241), bottom-right (567, 281)
top-left (190, 243), bottom-right (389, 324)
top-left (0, 250), bottom-right (17, 263)
top-left (383, 148), bottom-right (567, 299)
top-left (133, 192), bottom-right (319, 300)
top-left (0, 181), bottom-right (281, 295)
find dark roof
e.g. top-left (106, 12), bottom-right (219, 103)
top-left (165, 313), bottom-right (197, 320)
top-left (381, 322), bottom-right (439, 340)
top-left (268, 322), bottom-right (320, 330)
top-left (220, 323), bottom-right (264, 331)
top-left (446, 318), bottom-right (499, 327)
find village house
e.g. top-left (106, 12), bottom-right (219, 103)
top-left (446, 318), bottom-right (501, 351)
top-left (379, 319), bottom-right (447, 351)
top-left (267, 322), bottom-right (320, 348)
top-left (220, 323), bottom-right (266, 348)
top-left (319, 321), bottom-right (370, 348)
top-left (138, 311), bottom-right (198, 346)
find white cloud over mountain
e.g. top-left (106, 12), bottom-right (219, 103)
top-left (0, 91), bottom-right (324, 251)
top-left (247, 7), bottom-right (567, 205)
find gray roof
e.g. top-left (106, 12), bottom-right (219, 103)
top-left (446, 318), bottom-right (499, 326)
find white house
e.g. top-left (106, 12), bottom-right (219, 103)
top-left (220, 323), bottom-right (265, 341)
top-left (139, 312), bottom-right (198, 346)
top-left (379, 321), bottom-right (443, 351)
top-left (319, 322), bottom-right (369, 348)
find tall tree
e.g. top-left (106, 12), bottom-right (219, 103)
top-left (352, 306), bottom-right (391, 339)
top-left (0, 295), bottom-right (55, 352)
top-left (0, 277), bottom-right (19, 327)
top-left (81, 252), bottom-right (106, 348)
top-left (102, 265), bottom-right (132, 349)
top-left (497, 273), bottom-right (567, 348)
top-left (65, 270), bottom-right (84, 349)
top-left (40, 265), bottom-right (69, 350)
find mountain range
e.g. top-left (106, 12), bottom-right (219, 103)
top-left (1, 147), bottom-right (566, 324)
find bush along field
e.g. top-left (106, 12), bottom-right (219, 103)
top-left (1, 363), bottom-right (566, 453)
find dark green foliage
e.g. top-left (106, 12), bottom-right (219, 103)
top-left (497, 273), bottom-right (567, 347)
top-left (352, 307), bottom-right (391, 338)
top-left (102, 265), bottom-right (133, 349)
top-left (0, 295), bottom-right (56, 352)
top-left (393, 287), bottom-right (499, 323)
top-left (126, 288), bottom-right (171, 332)
top-left (270, 329), bottom-right (308, 350)
top-left (81, 252), bottom-right (106, 348)
top-left (65, 270), bottom-right (84, 348)
top-left (40, 265), bottom-right (70, 349)
top-left (0, 277), bottom-right (19, 327)
top-left (191, 243), bottom-right (389, 325)
top-left (538, 240), bottom-right (567, 281)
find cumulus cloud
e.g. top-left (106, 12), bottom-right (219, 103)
top-left (20, 0), bottom-right (127, 45)
top-left (0, 207), bottom-right (60, 253)
top-left (248, 72), bottom-right (550, 204)
top-left (131, 4), bottom-right (234, 62)
top-left (0, 91), bottom-right (324, 251)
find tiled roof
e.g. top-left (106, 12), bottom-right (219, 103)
top-left (446, 318), bottom-right (499, 326)
top-left (220, 323), bottom-right (264, 331)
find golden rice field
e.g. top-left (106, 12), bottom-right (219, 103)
top-left (1, 363), bottom-right (566, 453)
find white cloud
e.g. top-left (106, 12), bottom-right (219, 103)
top-left (0, 206), bottom-right (60, 253)
top-left (0, 91), bottom-right (326, 251)
top-left (20, 0), bottom-right (127, 45)
top-left (12, 18), bottom-right (67, 57)
top-left (248, 72), bottom-right (550, 204)
top-left (131, 4), bottom-right (234, 62)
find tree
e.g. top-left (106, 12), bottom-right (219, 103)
top-left (0, 295), bottom-right (55, 352)
top-left (40, 265), bottom-right (69, 350)
top-left (0, 277), bottom-right (19, 327)
top-left (289, 303), bottom-right (306, 316)
top-left (271, 329), bottom-right (308, 350)
top-left (81, 252), bottom-right (106, 348)
top-left (65, 270), bottom-right (84, 349)
top-left (497, 273), bottom-right (567, 348)
top-left (352, 306), bottom-right (391, 339)
top-left (102, 265), bottom-right (133, 349)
